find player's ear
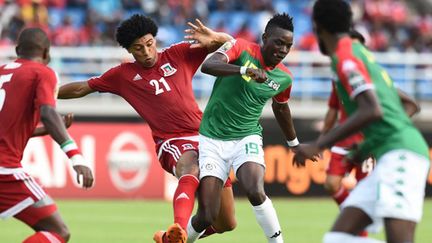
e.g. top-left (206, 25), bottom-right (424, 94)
top-left (262, 32), bottom-right (267, 43)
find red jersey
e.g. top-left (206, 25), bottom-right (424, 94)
top-left (328, 82), bottom-right (363, 148)
top-left (0, 59), bottom-right (58, 168)
top-left (88, 42), bottom-right (208, 142)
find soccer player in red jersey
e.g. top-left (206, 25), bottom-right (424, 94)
top-left (57, 15), bottom-right (236, 243)
top-left (0, 28), bottom-right (94, 243)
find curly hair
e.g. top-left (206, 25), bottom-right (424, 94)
top-left (264, 13), bottom-right (294, 33)
top-left (115, 14), bottom-right (158, 49)
top-left (313, 0), bottom-right (352, 34)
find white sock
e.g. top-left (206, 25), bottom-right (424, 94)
top-left (252, 196), bottom-right (283, 243)
top-left (323, 232), bottom-right (385, 243)
top-left (186, 217), bottom-right (204, 243)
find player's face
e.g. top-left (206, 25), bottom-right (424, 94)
top-left (261, 27), bottom-right (293, 67)
top-left (128, 34), bottom-right (158, 67)
top-left (313, 21), bottom-right (328, 56)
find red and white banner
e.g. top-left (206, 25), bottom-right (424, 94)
top-left (22, 122), bottom-right (165, 199)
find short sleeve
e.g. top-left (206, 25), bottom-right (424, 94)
top-left (88, 65), bottom-right (122, 94)
top-left (273, 85), bottom-right (291, 104)
top-left (34, 67), bottom-right (58, 108)
top-left (165, 42), bottom-right (208, 69)
top-left (328, 82), bottom-right (339, 109)
top-left (336, 57), bottom-right (374, 99)
top-left (215, 38), bottom-right (244, 63)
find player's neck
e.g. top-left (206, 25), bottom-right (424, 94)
top-left (324, 33), bottom-right (349, 55)
top-left (18, 55), bottom-right (44, 64)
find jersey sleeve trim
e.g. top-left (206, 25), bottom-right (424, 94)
top-left (215, 50), bottom-right (230, 63)
top-left (351, 83), bottom-right (374, 99)
top-left (272, 97), bottom-right (289, 104)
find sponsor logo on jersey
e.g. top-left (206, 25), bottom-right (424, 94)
top-left (265, 79), bottom-right (281, 91)
top-left (132, 74), bottom-right (142, 81)
top-left (161, 63), bottom-right (177, 77)
top-left (182, 143), bottom-right (195, 151)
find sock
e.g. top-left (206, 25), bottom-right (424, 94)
top-left (173, 175), bottom-right (199, 229)
top-left (332, 186), bottom-right (349, 205)
top-left (252, 197), bottom-right (283, 243)
top-left (186, 217), bottom-right (205, 243)
top-left (23, 231), bottom-right (66, 243)
top-left (323, 232), bottom-right (385, 243)
top-left (199, 225), bottom-right (217, 239)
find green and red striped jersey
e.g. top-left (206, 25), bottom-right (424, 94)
top-left (331, 36), bottom-right (429, 160)
top-left (199, 38), bottom-right (293, 140)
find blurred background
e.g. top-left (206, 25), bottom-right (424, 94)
top-left (0, 1), bottom-right (431, 242)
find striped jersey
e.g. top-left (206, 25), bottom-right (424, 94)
top-left (331, 36), bottom-right (429, 160)
top-left (200, 38), bottom-right (293, 140)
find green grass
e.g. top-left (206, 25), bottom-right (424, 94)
top-left (1, 198), bottom-right (431, 243)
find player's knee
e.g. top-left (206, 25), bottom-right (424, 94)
top-left (57, 224), bottom-right (71, 242)
top-left (246, 189), bottom-right (266, 206)
top-left (197, 208), bottom-right (218, 227)
top-left (176, 155), bottom-right (199, 177)
top-left (324, 177), bottom-right (342, 194)
top-left (219, 219), bottom-right (237, 232)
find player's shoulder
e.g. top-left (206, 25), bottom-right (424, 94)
top-left (275, 62), bottom-right (293, 77)
top-left (234, 38), bottom-right (259, 50)
top-left (161, 41), bottom-right (191, 53)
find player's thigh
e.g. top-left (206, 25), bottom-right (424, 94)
top-left (331, 206), bottom-right (373, 235)
top-left (212, 185), bottom-right (236, 231)
top-left (157, 138), bottom-right (199, 177)
top-left (384, 218), bottom-right (416, 243)
top-left (198, 134), bottom-right (233, 183)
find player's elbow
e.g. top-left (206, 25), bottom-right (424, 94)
top-left (367, 106), bottom-right (383, 122)
top-left (201, 61), bottom-right (212, 75)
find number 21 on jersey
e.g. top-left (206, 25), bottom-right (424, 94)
top-left (149, 77), bottom-right (171, 95)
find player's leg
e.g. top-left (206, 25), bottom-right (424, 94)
top-left (383, 218), bottom-right (416, 243)
top-left (200, 180), bottom-right (237, 238)
top-left (325, 150), bottom-right (350, 205)
top-left (16, 197), bottom-right (70, 243)
top-left (236, 162), bottom-right (283, 243)
top-left (187, 176), bottom-right (224, 242)
top-left (154, 139), bottom-right (200, 242)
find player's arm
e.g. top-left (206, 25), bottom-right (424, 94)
top-left (321, 108), bottom-right (338, 135)
top-left (32, 113), bottom-right (73, 137)
top-left (317, 90), bottom-right (382, 149)
top-left (184, 19), bottom-right (233, 52)
top-left (271, 101), bottom-right (298, 147)
top-left (40, 105), bottom-right (94, 188)
top-left (201, 52), bottom-right (267, 82)
top-left (57, 81), bottom-right (95, 99)
top-left (397, 88), bottom-right (420, 117)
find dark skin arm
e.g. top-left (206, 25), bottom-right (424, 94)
top-left (293, 90), bottom-right (383, 167)
top-left (201, 52), bottom-right (267, 82)
top-left (397, 88), bottom-right (420, 117)
top-left (57, 81), bottom-right (95, 99)
top-left (272, 101), bottom-right (297, 141)
top-left (32, 113), bottom-right (73, 137)
top-left (40, 105), bottom-right (94, 188)
top-left (321, 107), bottom-right (338, 135)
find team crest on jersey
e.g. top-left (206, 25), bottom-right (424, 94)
top-left (182, 143), bottom-right (195, 150)
top-left (161, 63), bottom-right (177, 77)
top-left (265, 79), bottom-right (281, 91)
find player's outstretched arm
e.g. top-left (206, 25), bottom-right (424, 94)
top-left (397, 88), bottom-right (420, 117)
top-left (58, 81), bottom-right (95, 99)
top-left (32, 113), bottom-right (74, 137)
top-left (184, 19), bottom-right (233, 52)
top-left (40, 105), bottom-right (94, 188)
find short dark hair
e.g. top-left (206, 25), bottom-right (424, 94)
top-left (16, 28), bottom-right (49, 57)
top-left (349, 29), bottom-right (365, 44)
top-left (313, 0), bottom-right (352, 34)
top-left (264, 13), bottom-right (294, 33)
top-left (115, 14), bottom-right (158, 49)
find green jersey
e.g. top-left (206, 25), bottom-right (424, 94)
top-left (200, 38), bottom-right (293, 140)
top-left (331, 37), bottom-right (429, 160)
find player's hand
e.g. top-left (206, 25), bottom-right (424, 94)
top-left (73, 165), bottom-right (94, 189)
top-left (184, 19), bottom-right (217, 49)
top-left (292, 143), bottom-right (320, 167)
top-left (62, 113), bottom-right (74, 128)
top-left (246, 68), bottom-right (267, 83)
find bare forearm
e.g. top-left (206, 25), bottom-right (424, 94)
top-left (58, 82), bottom-right (93, 99)
top-left (40, 106), bottom-right (69, 144)
top-left (321, 108), bottom-right (338, 134)
top-left (201, 60), bottom-right (242, 77)
top-left (272, 102), bottom-right (297, 140)
top-left (32, 127), bottom-right (48, 137)
top-left (205, 32), bottom-right (233, 53)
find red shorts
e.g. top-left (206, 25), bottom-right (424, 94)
top-left (326, 149), bottom-right (369, 181)
top-left (156, 136), bottom-right (200, 176)
top-left (0, 169), bottom-right (57, 226)
top-left (156, 136), bottom-right (232, 187)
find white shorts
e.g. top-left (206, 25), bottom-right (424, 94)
top-left (341, 149), bottom-right (429, 231)
top-left (198, 134), bottom-right (265, 183)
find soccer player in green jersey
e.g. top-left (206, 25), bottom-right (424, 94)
top-left (294, 1), bottom-right (431, 243)
top-left (186, 13), bottom-right (318, 243)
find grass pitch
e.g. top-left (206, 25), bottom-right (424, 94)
top-left (1, 198), bottom-right (431, 243)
